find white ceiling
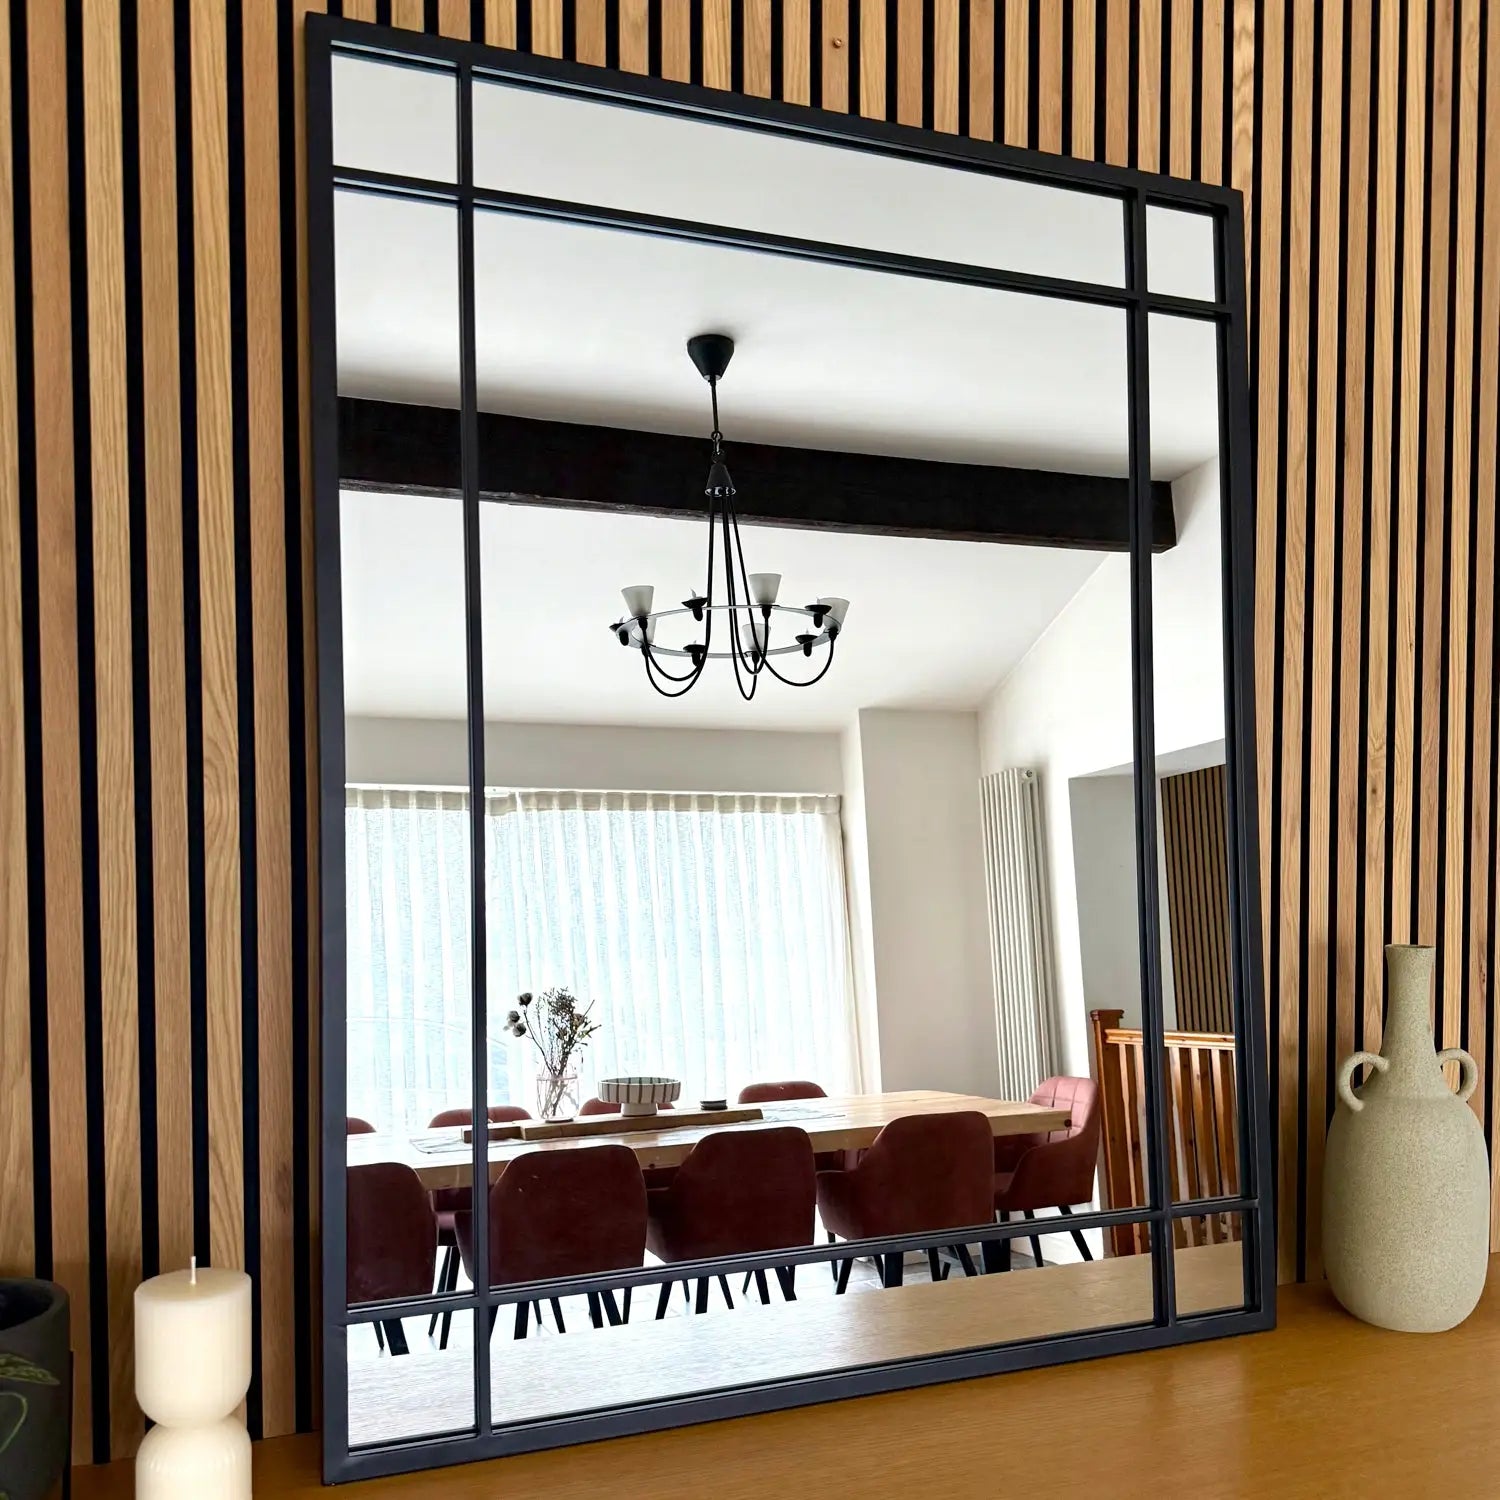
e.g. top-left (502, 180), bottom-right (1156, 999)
top-left (330, 54), bottom-right (1222, 732)
top-left (340, 492), bottom-right (1110, 732)
top-left (335, 193), bottom-right (1221, 479)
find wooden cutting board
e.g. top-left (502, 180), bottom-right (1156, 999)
top-left (463, 1105), bottom-right (763, 1143)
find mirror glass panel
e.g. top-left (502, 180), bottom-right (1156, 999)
top-left (1146, 205), bottom-right (1219, 302)
top-left (319, 33), bottom-right (1260, 1471)
top-left (333, 54), bottom-right (457, 182)
top-left (1147, 308), bottom-right (1247, 1305)
top-left (472, 81), bottom-right (1126, 287)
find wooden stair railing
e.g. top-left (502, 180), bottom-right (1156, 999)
top-left (1087, 1008), bottom-right (1241, 1257)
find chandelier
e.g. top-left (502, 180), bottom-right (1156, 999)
top-left (609, 333), bottom-right (849, 700)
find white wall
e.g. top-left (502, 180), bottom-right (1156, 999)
top-left (979, 457), bottom-right (1224, 1080)
top-left (843, 708), bottom-right (997, 1098)
top-left (839, 719), bottom-right (884, 1090)
top-left (345, 715), bottom-right (844, 794)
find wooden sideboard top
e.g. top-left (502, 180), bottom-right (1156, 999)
top-left (71, 1254), bottom-right (1500, 1497)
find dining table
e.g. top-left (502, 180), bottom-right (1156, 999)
top-left (347, 1089), bottom-right (1072, 1188)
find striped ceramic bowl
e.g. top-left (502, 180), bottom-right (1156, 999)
top-left (597, 1076), bottom-right (681, 1116)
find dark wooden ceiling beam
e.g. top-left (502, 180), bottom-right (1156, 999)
top-left (337, 398), bottom-right (1178, 552)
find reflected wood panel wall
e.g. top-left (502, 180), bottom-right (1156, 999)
top-left (0, 0), bottom-right (1495, 1469)
top-left (1161, 764), bottom-right (1233, 1034)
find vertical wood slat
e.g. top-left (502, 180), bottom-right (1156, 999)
top-left (83, 0), bottom-right (143, 1458)
top-left (1105, 0), bottom-right (1130, 165)
top-left (1071, 0), bottom-right (1095, 161)
top-left (0, 0), bottom-right (31, 1287)
top-left (1002, 0), bottom-right (1027, 146)
top-left (783, 0), bottom-right (812, 107)
top-left (898, 0), bottom-right (923, 125)
top-left (138, 0), bottom-right (193, 1313)
top-left (821, 0), bottom-right (850, 113)
top-left (858, 0), bottom-right (885, 119)
top-left (29, 0), bottom-right (93, 1461)
top-left (618, 0), bottom-right (650, 75)
top-left (1036, 0), bottom-right (1062, 153)
top-left (242, 0), bottom-right (294, 1441)
top-left (744, 0), bottom-right (773, 99)
top-left (701, 1), bottom-right (731, 90)
top-left (932, 0), bottom-right (959, 134)
top-left (190, 0), bottom-right (245, 1281)
top-left (969, 0), bottom-right (995, 143)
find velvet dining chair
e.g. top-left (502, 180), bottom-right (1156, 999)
top-left (578, 1096), bottom-right (678, 1193)
top-left (817, 1111), bottom-right (994, 1290)
top-left (454, 1143), bottom-right (648, 1340)
top-left (346, 1116), bottom-right (376, 1134)
top-left (992, 1075), bottom-right (1102, 1270)
top-left (646, 1127), bottom-right (816, 1316)
top-left (426, 1104), bottom-right (531, 1346)
top-left (347, 1161), bottom-right (437, 1356)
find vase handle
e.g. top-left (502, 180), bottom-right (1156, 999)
top-left (1437, 1047), bottom-right (1479, 1103)
top-left (1337, 1051), bottom-right (1388, 1112)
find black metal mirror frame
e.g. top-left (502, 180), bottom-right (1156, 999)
top-left (308, 14), bottom-right (1273, 1484)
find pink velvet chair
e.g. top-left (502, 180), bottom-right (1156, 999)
top-left (347, 1162), bottom-right (436, 1355)
top-left (646, 1127), bottom-right (816, 1314)
top-left (454, 1143), bottom-right (647, 1339)
top-left (817, 1112), bottom-right (994, 1290)
top-left (426, 1104), bottom-right (531, 1344)
top-left (992, 1076), bottom-right (1101, 1269)
top-left (578, 1096), bottom-right (677, 1192)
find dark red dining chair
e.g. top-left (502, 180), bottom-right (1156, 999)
top-left (347, 1162), bottom-right (437, 1356)
top-left (426, 1105), bottom-right (531, 1345)
top-left (346, 1116), bottom-right (376, 1134)
top-left (647, 1127), bottom-right (816, 1316)
top-left (737, 1079), bottom-right (848, 1170)
top-left (817, 1112), bottom-right (994, 1290)
top-left (992, 1076), bottom-right (1102, 1270)
top-left (454, 1144), bottom-right (647, 1340)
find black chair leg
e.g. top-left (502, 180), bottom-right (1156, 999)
top-left (587, 1291), bottom-right (604, 1328)
top-left (373, 1321), bottom-right (385, 1352)
top-left (1059, 1204), bottom-right (1095, 1261)
top-left (982, 1212), bottom-right (1013, 1274)
top-left (429, 1244), bottom-right (456, 1335)
top-left (380, 1320), bottom-right (408, 1356)
top-left (834, 1256), bottom-right (853, 1295)
top-left (439, 1307), bottom-right (454, 1350)
top-left (927, 1248), bottom-right (947, 1283)
top-left (753, 1268), bottom-right (772, 1304)
top-left (549, 1297), bottom-right (566, 1333)
top-left (656, 1282), bottom-right (673, 1319)
top-left (512, 1301), bottom-right (529, 1340)
top-left (953, 1243), bottom-right (980, 1278)
top-left (694, 1278), bottom-right (711, 1315)
top-left (623, 1286), bottom-right (632, 1323)
top-left (828, 1231), bottom-right (839, 1283)
top-left (1021, 1208), bottom-right (1044, 1268)
top-left (774, 1265), bottom-right (797, 1301)
top-left (717, 1274), bottom-right (735, 1310)
top-left (881, 1252), bottom-right (905, 1289)
top-left (600, 1289), bottom-right (624, 1326)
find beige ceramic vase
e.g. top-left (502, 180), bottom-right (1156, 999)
top-left (1322, 944), bottom-right (1489, 1332)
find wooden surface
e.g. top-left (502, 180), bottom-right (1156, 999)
top-left (76, 1255), bottom-right (1500, 1497)
top-left (1160, 764), bottom-right (1234, 1034)
top-left (354, 1092), bottom-right (1070, 1190)
top-left (347, 1240), bottom-right (1240, 1447)
top-left (5, 0), bottom-right (1500, 1467)
top-left (499, 1104), bottom-right (764, 1141)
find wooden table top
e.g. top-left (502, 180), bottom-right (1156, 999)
top-left (72, 1255), bottom-right (1500, 1497)
top-left (349, 1089), bottom-right (1071, 1189)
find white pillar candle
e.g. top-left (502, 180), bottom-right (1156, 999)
top-left (135, 1259), bottom-right (252, 1499)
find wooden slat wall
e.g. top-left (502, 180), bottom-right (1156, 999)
top-left (0, 0), bottom-right (1496, 1468)
top-left (1161, 765), bottom-right (1234, 1034)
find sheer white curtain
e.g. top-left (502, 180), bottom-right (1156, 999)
top-left (346, 787), bottom-right (860, 1133)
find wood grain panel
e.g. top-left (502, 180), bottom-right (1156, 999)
top-left (8, 0), bottom-right (1500, 1472)
top-left (82, 1), bottom-right (143, 1457)
top-left (1003, 0), bottom-right (1027, 146)
top-left (242, 0), bottom-right (294, 1442)
top-left (0, 0), bottom-right (30, 1285)
top-left (190, 0), bottom-right (244, 1281)
top-left (137, 0), bottom-right (192, 1291)
top-left (821, 0), bottom-right (849, 111)
top-left (1161, 768), bottom-right (1233, 1034)
top-left (28, 0), bottom-right (93, 1462)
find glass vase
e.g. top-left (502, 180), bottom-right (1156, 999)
top-left (536, 1071), bottom-right (578, 1123)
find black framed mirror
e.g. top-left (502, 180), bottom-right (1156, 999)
top-left (308, 15), bottom-right (1270, 1484)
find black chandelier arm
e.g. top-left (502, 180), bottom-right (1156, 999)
top-left (719, 508), bottom-right (766, 692)
top-left (754, 627), bottom-right (840, 688)
top-left (637, 635), bottom-right (702, 682)
top-left (640, 639), bottom-right (710, 698)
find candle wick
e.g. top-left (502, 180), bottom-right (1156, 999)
top-left (190, 1255), bottom-right (197, 1286)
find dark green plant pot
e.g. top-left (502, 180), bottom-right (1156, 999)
top-left (0, 1280), bottom-right (69, 1500)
